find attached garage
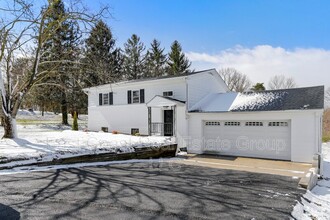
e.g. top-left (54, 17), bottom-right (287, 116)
top-left (187, 86), bottom-right (324, 163)
top-left (203, 120), bottom-right (291, 160)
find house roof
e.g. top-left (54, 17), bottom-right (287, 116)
top-left (189, 86), bottom-right (324, 112)
top-left (146, 96), bottom-right (185, 107)
top-left (162, 96), bottom-right (185, 104)
top-left (83, 69), bottom-right (217, 91)
top-left (118, 69), bottom-right (215, 83)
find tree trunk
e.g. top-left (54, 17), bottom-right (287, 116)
top-left (3, 115), bottom-right (17, 138)
top-left (42, 105), bottom-right (44, 116)
top-left (61, 91), bottom-right (68, 125)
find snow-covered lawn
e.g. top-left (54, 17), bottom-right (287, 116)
top-left (0, 124), bottom-right (173, 168)
top-left (292, 142), bottom-right (330, 219)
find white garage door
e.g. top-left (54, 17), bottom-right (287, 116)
top-left (203, 120), bottom-right (291, 160)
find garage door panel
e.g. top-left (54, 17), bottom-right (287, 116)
top-left (203, 120), bottom-right (291, 160)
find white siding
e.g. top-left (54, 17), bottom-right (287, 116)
top-left (85, 71), bottom-right (322, 163)
top-left (88, 105), bottom-right (148, 134)
top-left (187, 110), bottom-right (323, 163)
top-left (187, 70), bottom-right (228, 110)
top-left (151, 107), bottom-right (163, 124)
top-left (87, 77), bottom-right (187, 135)
top-left (176, 105), bottom-right (188, 147)
top-left (87, 77), bottom-right (186, 107)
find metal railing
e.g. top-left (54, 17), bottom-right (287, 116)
top-left (151, 123), bottom-right (173, 136)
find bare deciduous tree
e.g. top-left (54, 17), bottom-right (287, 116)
top-left (0, 0), bottom-right (108, 138)
top-left (268, 75), bottom-right (297, 90)
top-left (218, 68), bottom-right (252, 92)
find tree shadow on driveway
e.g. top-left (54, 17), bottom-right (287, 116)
top-left (0, 162), bottom-right (305, 219)
top-left (0, 203), bottom-right (20, 220)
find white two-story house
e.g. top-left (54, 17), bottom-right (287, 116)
top-left (83, 69), bottom-right (324, 163)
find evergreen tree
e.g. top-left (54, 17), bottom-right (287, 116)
top-left (251, 83), bottom-right (266, 91)
top-left (67, 50), bottom-right (88, 116)
top-left (145, 39), bottom-right (167, 77)
top-left (166, 40), bottom-right (191, 75)
top-left (38, 0), bottom-right (80, 125)
top-left (84, 20), bottom-right (122, 86)
top-left (123, 34), bottom-right (146, 80)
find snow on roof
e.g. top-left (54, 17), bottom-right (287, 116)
top-left (189, 91), bottom-right (285, 112)
top-left (229, 92), bottom-right (286, 111)
top-left (190, 92), bottom-right (238, 112)
top-left (189, 86), bottom-right (324, 112)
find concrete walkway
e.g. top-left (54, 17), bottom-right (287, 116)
top-left (176, 154), bottom-right (312, 178)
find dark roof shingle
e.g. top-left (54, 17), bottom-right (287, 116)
top-left (230, 86), bottom-right (324, 112)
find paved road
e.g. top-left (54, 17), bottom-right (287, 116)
top-left (0, 161), bottom-right (304, 220)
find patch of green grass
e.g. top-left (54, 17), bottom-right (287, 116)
top-left (323, 135), bottom-right (330, 143)
top-left (16, 119), bottom-right (59, 124)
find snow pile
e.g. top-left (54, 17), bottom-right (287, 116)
top-left (291, 142), bottom-right (330, 219)
top-left (0, 126), bottom-right (173, 167)
top-left (229, 92), bottom-right (285, 111)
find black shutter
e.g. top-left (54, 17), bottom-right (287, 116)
top-left (140, 89), bottom-right (145, 103)
top-left (99, 93), bottom-right (103, 106)
top-left (127, 90), bottom-right (132, 104)
top-left (109, 92), bottom-right (113, 105)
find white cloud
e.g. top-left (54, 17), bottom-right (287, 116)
top-left (186, 45), bottom-right (330, 89)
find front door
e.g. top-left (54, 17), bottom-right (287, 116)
top-left (163, 110), bottom-right (173, 136)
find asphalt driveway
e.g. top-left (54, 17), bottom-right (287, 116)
top-left (0, 161), bottom-right (304, 219)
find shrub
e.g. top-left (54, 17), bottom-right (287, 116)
top-left (135, 133), bottom-right (140, 136)
top-left (72, 111), bottom-right (78, 131)
top-left (112, 130), bottom-right (119, 134)
top-left (323, 135), bottom-right (330, 143)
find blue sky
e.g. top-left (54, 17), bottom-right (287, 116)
top-left (87, 0), bottom-right (330, 88)
top-left (91, 0), bottom-right (330, 52)
top-left (1, 0), bottom-right (329, 87)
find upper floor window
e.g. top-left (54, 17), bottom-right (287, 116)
top-left (128, 89), bottom-right (145, 104)
top-left (132, 90), bottom-right (140, 103)
top-left (163, 91), bottom-right (173, 97)
top-left (99, 92), bottom-right (113, 106)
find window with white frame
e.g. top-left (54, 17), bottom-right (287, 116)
top-left (103, 93), bottom-right (109, 105)
top-left (224, 121), bottom-right (240, 126)
top-left (127, 89), bottom-right (144, 104)
top-left (132, 90), bottom-right (140, 103)
top-left (163, 91), bottom-right (173, 97)
top-left (245, 121), bottom-right (263, 126)
top-left (99, 92), bottom-right (113, 106)
top-left (268, 122), bottom-right (288, 127)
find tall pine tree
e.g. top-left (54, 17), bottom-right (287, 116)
top-left (83, 20), bottom-right (122, 86)
top-left (167, 40), bottom-right (191, 75)
top-left (145, 39), bottom-right (167, 78)
top-left (38, 0), bottom-right (80, 124)
top-left (123, 34), bottom-right (146, 80)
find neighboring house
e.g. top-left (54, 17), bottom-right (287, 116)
top-left (83, 69), bottom-right (324, 163)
